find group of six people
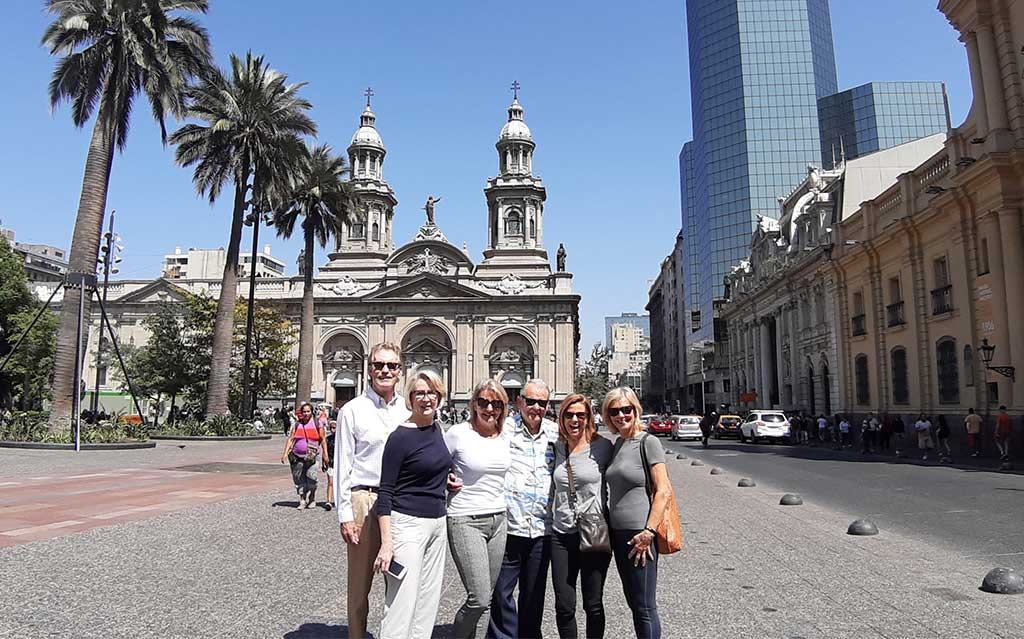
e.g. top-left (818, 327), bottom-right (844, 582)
top-left (308, 341), bottom-right (673, 639)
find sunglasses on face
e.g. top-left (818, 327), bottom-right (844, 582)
top-left (412, 390), bottom-right (440, 400)
top-left (475, 397), bottom-right (505, 411)
top-left (522, 397), bottom-right (549, 408)
top-left (371, 361), bottom-right (402, 372)
top-left (563, 411), bottom-right (588, 421)
top-left (607, 405), bottom-right (634, 418)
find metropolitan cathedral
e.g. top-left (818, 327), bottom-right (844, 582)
top-left (79, 91), bottom-right (580, 410)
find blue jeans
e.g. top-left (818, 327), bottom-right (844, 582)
top-left (610, 529), bottom-right (661, 639)
top-left (486, 534), bottom-right (551, 639)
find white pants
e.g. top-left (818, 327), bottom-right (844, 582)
top-left (380, 511), bottom-right (447, 639)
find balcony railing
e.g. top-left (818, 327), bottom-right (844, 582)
top-left (886, 301), bottom-right (905, 327)
top-left (931, 285), bottom-right (953, 315)
top-left (851, 314), bottom-right (867, 336)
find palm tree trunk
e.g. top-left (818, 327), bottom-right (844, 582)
top-left (204, 180), bottom-right (248, 417)
top-left (295, 228), bottom-right (315, 403)
top-left (48, 117), bottom-right (115, 432)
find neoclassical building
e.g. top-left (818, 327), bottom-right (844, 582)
top-left (71, 94), bottom-right (580, 411)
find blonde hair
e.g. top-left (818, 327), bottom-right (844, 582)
top-left (601, 386), bottom-right (644, 437)
top-left (404, 368), bottom-right (447, 411)
top-left (469, 379), bottom-right (509, 432)
top-left (368, 342), bottom-right (402, 363)
top-left (558, 393), bottom-right (595, 444)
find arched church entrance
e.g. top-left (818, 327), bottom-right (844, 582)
top-left (402, 323), bottom-right (453, 401)
top-left (489, 333), bottom-right (535, 405)
top-left (322, 333), bottom-right (365, 409)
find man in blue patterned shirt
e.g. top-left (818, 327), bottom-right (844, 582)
top-left (487, 379), bottom-right (558, 639)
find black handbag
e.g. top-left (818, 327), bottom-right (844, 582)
top-left (565, 447), bottom-right (611, 553)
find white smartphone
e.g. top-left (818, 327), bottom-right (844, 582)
top-left (386, 559), bottom-right (408, 580)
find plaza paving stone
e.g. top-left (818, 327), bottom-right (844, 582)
top-left (1, 440), bottom-right (1022, 638)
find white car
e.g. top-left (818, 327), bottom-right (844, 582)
top-left (670, 415), bottom-right (703, 441)
top-left (739, 411), bottom-right (791, 444)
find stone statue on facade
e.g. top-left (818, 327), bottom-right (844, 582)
top-left (297, 247), bottom-right (305, 277)
top-left (556, 243), bottom-right (567, 272)
top-left (424, 196), bottom-right (442, 224)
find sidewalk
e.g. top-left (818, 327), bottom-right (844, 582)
top-left (1, 443), bottom-right (1022, 638)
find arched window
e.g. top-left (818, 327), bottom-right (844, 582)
top-left (964, 345), bottom-right (974, 387)
top-left (351, 222), bottom-right (365, 239)
top-left (505, 210), bottom-right (523, 236)
top-left (936, 337), bottom-right (959, 404)
top-left (854, 354), bottom-right (870, 405)
top-left (529, 217), bottom-right (536, 238)
top-left (372, 222), bottom-right (380, 242)
top-left (890, 347), bottom-right (909, 405)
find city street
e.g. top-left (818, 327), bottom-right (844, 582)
top-left (2, 437), bottom-right (1023, 638)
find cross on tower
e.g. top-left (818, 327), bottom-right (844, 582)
top-left (510, 80), bottom-right (521, 100)
top-left (364, 86), bottom-right (374, 107)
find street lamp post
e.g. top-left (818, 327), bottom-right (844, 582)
top-left (240, 208), bottom-right (270, 420)
top-left (91, 210), bottom-right (121, 419)
top-left (979, 338), bottom-right (1016, 382)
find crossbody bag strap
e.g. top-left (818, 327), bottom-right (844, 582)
top-left (564, 443), bottom-right (579, 518)
top-left (638, 432), bottom-right (653, 501)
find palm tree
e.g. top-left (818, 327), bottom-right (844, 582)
top-left (170, 52), bottom-right (316, 417)
top-left (273, 144), bottom-right (355, 403)
top-left (42, 0), bottom-right (212, 430)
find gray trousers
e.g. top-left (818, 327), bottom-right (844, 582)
top-left (447, 512), bottom-right (507, 639)
top-left (289, 454), bottom-right (319, 498)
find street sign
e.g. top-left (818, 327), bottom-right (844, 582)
top-left (740, 392), bottom-right (757, 403)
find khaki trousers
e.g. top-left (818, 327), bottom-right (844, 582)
top-left (347, 490), bottom-right (382, 638)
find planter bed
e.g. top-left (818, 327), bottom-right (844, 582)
top-left (148, 434), bottom-right (272, 441)
top-left (0, 440), bottom-right (156, 451)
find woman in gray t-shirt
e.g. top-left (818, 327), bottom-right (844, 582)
top-left (602, 386), bottom-right (672, 639)
top-left (549, 393), bottom-right (614, 638)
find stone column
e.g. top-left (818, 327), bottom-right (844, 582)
top-left (775, 311), bottom-right (785, 408)
top-left (976, 25), bottom-right (1009, 131)
top-left (746, 323), bottom-right (755, 398)
top-left (760, 319), bottom-right (772, 406)
top-left (788, 306), bottom-right (801, 408)
top-left (981, 212), bottom-right (1010, 405)
top-left (496, 205), bottom-right (505, 245)
top-left (964, 32), bottom-right (990, 135)
top-left (998, 208), bottom-right (1024, 405)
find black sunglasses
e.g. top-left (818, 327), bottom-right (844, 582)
top-left (371, 361), bottom-right (402, 371)
top-left (522, 397), bottom-right (549, 408)
top-left (607, 405), bottom-right (634, 418)
top-left (475, 397), bottom-right (505, 411)
top-left (563, 411), bottom-right (588, 421)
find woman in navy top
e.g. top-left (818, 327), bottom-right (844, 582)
top-left (374, 369), bottom-right (452, 639)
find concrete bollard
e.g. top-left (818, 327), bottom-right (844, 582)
top-left (847, 519), bottom-right (879, 536)
top-left (737, 478), bottom-right (755, 487)
top-left (980, 568), bottom-right (1024, 594)
top-left (677, 454), bottom-right (688, 460)
top-left (999, 461), bottom-right (1014, 471)
top-left (710, 467), bottom-right (723, 475)
top-left (691, 460), bottom-right (705, 466)
top-left (779, 494), bottom-right (803, 506)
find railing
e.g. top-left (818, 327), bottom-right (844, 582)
top-left (878, 189), bottom-right (903, 216)
top-left (916, 153), bottom-right (951, 189)
top-left (851, 314), bottom-right (867, 336)
top-left (886, 301), bottom-right (905, 327)
top-left (931, 285), bottom-right (953, 315)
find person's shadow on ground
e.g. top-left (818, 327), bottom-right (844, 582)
top-left (283, 623), bottom-right (454, 638)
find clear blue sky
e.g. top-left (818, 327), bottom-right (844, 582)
top-left (0, 1), bottom-right (969, 352)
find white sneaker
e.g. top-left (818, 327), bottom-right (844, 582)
top-left (297, 497), bottom-right (307, 509)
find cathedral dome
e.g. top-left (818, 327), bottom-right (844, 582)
top-left (351, 105), bottom-right (384, 148)
top-left (499, 98), bottom-right (533, 142)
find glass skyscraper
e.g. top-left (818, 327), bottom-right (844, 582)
top-left (682, 0), bottom-right (838, 343)
top-left (818, 82), bottom-right (951, 164)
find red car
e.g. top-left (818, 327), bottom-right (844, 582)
top-left (647, 415), bottom-right (674, 436)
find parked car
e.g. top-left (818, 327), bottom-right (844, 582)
top-left (640, 414), bottom-right (657, 432)
top-left (714, 414), bottom-right (743, 439)
top-left (647, 415), bottom-right (674, 436)
top-left (739, 410), bottom-right (791, 444)
top-left (671, 415), bottom-right (703, 441)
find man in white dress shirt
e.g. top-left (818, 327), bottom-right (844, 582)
top-left (335, 342), bottom-right (411, 638)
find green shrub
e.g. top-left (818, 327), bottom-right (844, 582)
top-left (0, 411), bottom-right (148, 443)
top-left (152, 414), bottom-right (259, 437)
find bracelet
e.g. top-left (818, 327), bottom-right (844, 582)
top-left (643, 526), bottom-right (657, 537)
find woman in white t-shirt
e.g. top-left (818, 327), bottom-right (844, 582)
top-left (444, 379), bottom-right (512, 639)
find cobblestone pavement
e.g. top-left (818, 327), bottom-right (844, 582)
top-left (1, 440), bottom-right (1022, 638)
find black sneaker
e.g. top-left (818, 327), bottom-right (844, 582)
top-left (324, 502), bottom-right (333, 511)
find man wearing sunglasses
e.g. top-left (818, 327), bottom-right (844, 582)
top-left (335, 342), bottom-right (411, 639)
top-left (487, 379), bottom-right (559, 639)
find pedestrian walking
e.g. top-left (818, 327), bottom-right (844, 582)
top-left (699, 411), bottom-right (713, 448)
top-left (861, 413), bottom-right (879, 453)
top-left (816, 414), bottom-right (829, 445)
top-left (323, 419), bottom-right (337, 511)
top-left (892, 415), bottom-right (907, 457)
top-left (335, 342), bottom-right (411, 639)
top-left (965, 407), bottom-right (983, 457)
top-left (549, 393), bottom-right (613, 639)
top-left (879, 413), bottom-right (893, 452)
top-left (839, 415), bottom-right (851, 449)
top-left (798, 412), bottom-right (810, 445)
top-left (374, 370), bottom-right (452, 639)
top-left (445, 379), bottom-right (512, 639)
top-left (995, 405), bottom-right (1012, 460)
top-left (936, 415), bottom-right (952, 460)
top-left (488, 380), bottom-right (558, 639)
top-left (280, 402), bottom-right (329, 509)
top-left (914, 414), bottom-right (933, 460)
top-left (603, 386), bottom-right (672, 639)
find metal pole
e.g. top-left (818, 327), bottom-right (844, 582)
top-left (91, 210), bottom-right (115, 417)
top-left (96, 293), bottom-right (147, 425)
top-left (0, 284), bottom-right (61, 374)
top-left (241, 210), bottom-right (261, 419)
top-left (72, 279), bottom-right (87, 452)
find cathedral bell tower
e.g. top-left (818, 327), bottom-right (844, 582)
top-left (329, 88), bottom-right (397, 264)
top-left (479, 83), bottom-right (551, 275)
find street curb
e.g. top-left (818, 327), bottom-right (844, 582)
top-left (149, 435), bottom-right (273, 441)
top-left (0, 440), bottom-right (156, 451)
